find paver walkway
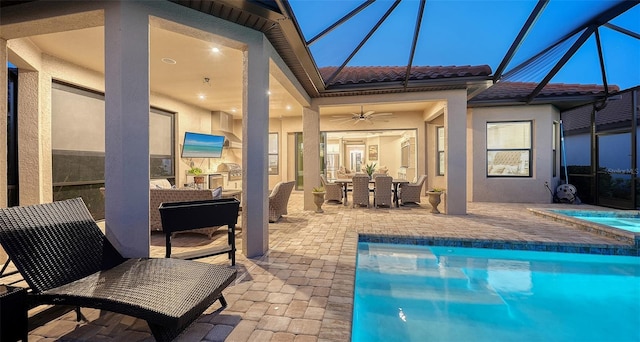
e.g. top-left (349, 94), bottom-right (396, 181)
top-left (19, 192), bottom-right (635, 341)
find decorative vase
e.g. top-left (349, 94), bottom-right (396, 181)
top-left (313, 192), bottom-right (325, 213)
top-left (426, 191), bottom-right (442, 214)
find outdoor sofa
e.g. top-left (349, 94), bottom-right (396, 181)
top-left (0, 198), bottom-right (236, 342)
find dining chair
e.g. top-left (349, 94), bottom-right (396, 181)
top-left (399, 174), bottom-right (427, 205)
top-left (351, 174), bottom-right (371, 208)
top-left (373, 175), bottom-right (393, 208)
top-left (320, 174), bottom-right (343, 203)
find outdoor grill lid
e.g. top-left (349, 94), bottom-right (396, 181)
top-left (217, 163), bottom-right (241, 172)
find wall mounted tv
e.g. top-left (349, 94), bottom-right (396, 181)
top-left (181, 132), bottom-right (225, 158)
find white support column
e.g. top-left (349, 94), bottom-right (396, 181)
top-left (104, 1), bottom-right (150, 257)
top-left (302, 107), bottom-right (320, 211)
top-left (242, 35), bottom-right (270, 258)
top-left (0, 39), bottom-right (7, 208)
top-left (444, 90), bottom-right (467, 214)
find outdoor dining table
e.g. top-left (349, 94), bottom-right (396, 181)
top-left (332, 178), bottom-right (409, 207)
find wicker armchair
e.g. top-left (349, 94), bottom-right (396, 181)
top-left (269, 181), bottom-right (295, 222)
top-left (351, 174), bottom-right (371, 208)
top-left (373, 175), bottom-right (393, 208)
top-left (0, 198), bottom-right (236, 342)
top-left (150, 188), bottom-right (220, 238)
top-left (320, 174), bottom-right (343, 203)
top-left (399, 174), bottom-right (428, 205)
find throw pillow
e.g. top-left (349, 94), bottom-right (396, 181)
top-left (211, 186), bottom-right (223, 199)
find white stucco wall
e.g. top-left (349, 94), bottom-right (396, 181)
top-left (469, 105), bottom-right (561, 203)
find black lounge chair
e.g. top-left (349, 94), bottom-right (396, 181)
top-left (0, 198), bottom-right (236, 341)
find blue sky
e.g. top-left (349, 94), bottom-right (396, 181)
top-left (290, 0), bottom-right (640, 90)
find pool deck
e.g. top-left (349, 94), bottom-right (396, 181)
top-left (20, 192), bottom-right (638, 341)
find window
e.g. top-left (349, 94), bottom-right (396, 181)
top-left (150, 108), bottom-right (175, 179)
top-left (51, 81), bottom-right (175, 219)
top-left (486, 121), bottom-right (532, 177)
top-left (269, 133), bottom-right (278, 175)
top-left (437, 126), bottom-right (445, 176)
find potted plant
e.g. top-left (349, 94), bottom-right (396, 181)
top-left (188, 167), bottom-right (205, 186)
top-left (426, 187), bottom-right (444, 214)
top-left (364, 163), bottom-right (377, 179)
top-left (312, 186), bottom-right (325, 213)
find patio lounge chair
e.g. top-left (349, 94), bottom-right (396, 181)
top-left (0, 198), bottom-right (236, 342)
top-left (269, 181), bottom-right (295, 222)
top-left (320, 174), bottom-right (343, 203)
top-left (399, 174), bottom-right (427, 205)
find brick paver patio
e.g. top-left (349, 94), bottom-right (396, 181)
top-left (18, 192), bottom-right (635, 341)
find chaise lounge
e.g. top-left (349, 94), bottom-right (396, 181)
top-left (0, 198), bottom-right (236, 342)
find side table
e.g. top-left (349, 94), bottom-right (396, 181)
top-left (0, 284), bottom-right (28, 342)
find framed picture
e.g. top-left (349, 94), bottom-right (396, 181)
top-left (368, 145), bottom-right (378, 161)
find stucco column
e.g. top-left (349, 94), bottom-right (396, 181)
top-left (17, 71), bottom-right (43, 206)
top-left (0, 39), bottom-right (7, 208)
top-left (445, 90), bottom-right (467, 214)
top-left (242, 36), bottom-right (270, 258)
top-left (302, 107), bottom-right (321, 211)
top-left (104, 1), bottom-right (150, 257)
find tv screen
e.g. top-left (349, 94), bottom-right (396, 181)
top-left (181, 132), bottom-right (224, 158)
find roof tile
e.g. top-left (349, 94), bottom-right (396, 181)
top-left (319, 65), bottom-right (492, 86)
top-left (472, 81), bottom-right (619, 101)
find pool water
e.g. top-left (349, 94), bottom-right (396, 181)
top-left (352, 242), bottom-right (640, 342)
top-left (551, 209), bottom-right (640, 233)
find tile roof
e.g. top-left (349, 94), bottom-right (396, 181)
top-left (471, 81), bottom-right (619, 101)
top-left (319, 65), bottom-right (492, 86)
top-left (562, 87), bottom-right (636, 133)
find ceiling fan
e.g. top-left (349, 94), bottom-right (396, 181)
top-left (330, 106), bottom-right (393, 125)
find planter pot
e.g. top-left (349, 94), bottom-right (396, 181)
top-left (313, 192), bottom-right (325, 213)
top-left (426, 191), bottom-right (443, 214)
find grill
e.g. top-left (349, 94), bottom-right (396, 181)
top-left (217, 163), bottom-right (242, 181)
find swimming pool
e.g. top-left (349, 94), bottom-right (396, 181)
top-left (529, 208), bottom-right (640, 247)
top-left (352, 242), bottom-right (640, 342)
top-left (550, 209), bottom-right (640, 233)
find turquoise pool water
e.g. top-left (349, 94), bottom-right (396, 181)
top-left (551, 209), bottom-right (640, 233)
top-left (352, 242), bottom-right (640, 342)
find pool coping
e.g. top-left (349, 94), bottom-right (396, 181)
top-left (528, 208), bottom-right (640, 249)
top-left (358, 233), bottom-right (639, 256)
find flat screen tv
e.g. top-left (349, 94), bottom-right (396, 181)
top-left (181, 132), bottom-right (224, 158)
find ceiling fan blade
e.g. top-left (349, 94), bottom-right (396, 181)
top-left (369, 112), bottom-right (393, 117)
top-left (363, 110), bottom-right (375, 116)
top-left (330, 117), bottom-right (355, 122)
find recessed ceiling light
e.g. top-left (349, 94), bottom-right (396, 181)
top-left (231, 108), bottom-right (237, 113)
top-left (267, 91), bottom-right (271, 96)
top-left (161, 57), bottom-right (177, 64)
top-left (198, 94), bottom-right (206, 100)
top-left (211, 47), bottom-right (220, 53)
top-left (286, 105), bottom-right (292, 110)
